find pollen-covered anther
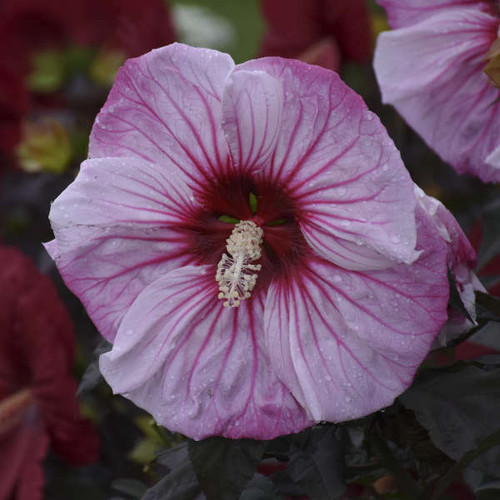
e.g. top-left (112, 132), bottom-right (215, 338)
top-left (215, 220), bottom-right (264, 307)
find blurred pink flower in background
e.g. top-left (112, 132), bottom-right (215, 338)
top-left (374, 0), bottom-right (500, 183)
top-left (259, 0), bottom-right (372, 71)
top-left (0, 245), bottom-right (99, 500)
top-left (48, 44), bottom-right (455, 440)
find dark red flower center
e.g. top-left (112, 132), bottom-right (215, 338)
top-left (185, 173), bottom-right (309, 292)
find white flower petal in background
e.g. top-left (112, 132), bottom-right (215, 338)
top-left (173, 4), bottom-right (236, 50)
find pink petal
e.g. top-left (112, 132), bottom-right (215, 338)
top-left (378, 0), bottom-right (489, 28)
top-left (222, 69), bottom-right (284, 172)
top-left (89, 43), bottom-right (234, 186)
top-left (374, 7), bottom-right (500, 183)
top-left (47, 158), bottom-right (195, 342)
top-left (229, 58), bottom-right (419, 270)
top-left (264, 210), bottom-right (449, 422)
top-left (415, 187), bottom-right (485, 340)
top-left (100, 265), bottom-right (312, 440)
top-left (486, 145), bottom-right (500, 173)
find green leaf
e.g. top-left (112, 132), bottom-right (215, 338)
top-left (27, 50), bottom-right (66, 93)
top-left (112, 479), bottom-right (148, 499)
top-left (400, 360), bottom-right (500, 478)
top-left (428, 429), bottom-right (500, 500)
top-left (141, 463), bottom-right (201, 500)
top-left (282, 427), bottom-right (346, 500)
top-left (188, 437), bottom-right (265, 500)
top-left (476, 291), bottom-right (500, 323)
top-left (142, 444), bottom-right (201, 500)
top-left (240, 474), bottom-right (283, 500)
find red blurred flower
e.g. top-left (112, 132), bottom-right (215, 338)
top-left (0, 245), bottom-right (99, 500)
top-left (0, 0), bottom-right (176, 68)
top-left (0, 65), bottom-right (29, 158)
top-left (0, 0), bottom-right (176, 157)
top-left (259, 0), bottom-right (372, 71)
top-left (77, 0), bottom-right (176, 58)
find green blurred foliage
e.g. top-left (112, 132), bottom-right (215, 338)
top-left (168, 0), bottom-right (263, 63)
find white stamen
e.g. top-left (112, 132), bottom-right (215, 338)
top-left (215, 220), bottom-right (263, 307)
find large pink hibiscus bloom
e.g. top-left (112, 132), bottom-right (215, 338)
top-left (374, 0), bottom-right (500, 183)
top-left (47, 44), bottom-right (452, 440)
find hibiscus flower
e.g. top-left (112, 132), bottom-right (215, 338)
top-left (374, 0), bottom-right (500, 183)
top-left (259, 0), bottom-right (372, 71)
top-left (0, 245), bottom-right (99, 500)
top-left (47, 43), bottom-right (453, 440)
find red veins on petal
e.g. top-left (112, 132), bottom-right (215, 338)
top-left (48, 44), bottom-right (460, 439)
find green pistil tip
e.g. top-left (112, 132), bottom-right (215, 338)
top-left (267, 218), bottom-right (287, 227)
top-left (249, 192), bottom-right (258, 214)
top-left (218, 215), bottom-right (240, 224)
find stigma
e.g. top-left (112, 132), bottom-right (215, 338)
top-left (216, 220), bottom-right (263, 307)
